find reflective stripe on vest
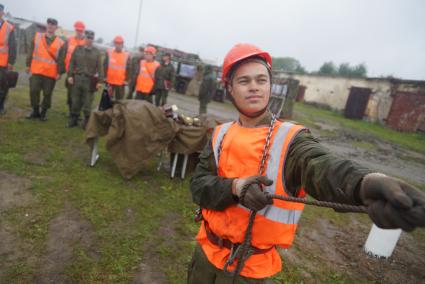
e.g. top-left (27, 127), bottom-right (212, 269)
top-left (106, 49), bottom-right (129, 85)
top-left (212, 121), bottom-right (303, 225)
top-left (30, 33), bottom-right (64, 78)
top-left (0, 21), bottom-right (13, 67)
top-left (136, 60), bottom-right (159, 93)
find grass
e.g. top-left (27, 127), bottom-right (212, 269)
top-left (293, 102), bottom-right (425, 154)
top-left (1, 65), bottom-right (424, 283)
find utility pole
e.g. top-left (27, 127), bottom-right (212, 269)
top-left (134, 0), bottom-right (144, 48)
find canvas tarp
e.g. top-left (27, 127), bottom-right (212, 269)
top-left (85, 101), bottom-right (207, 179)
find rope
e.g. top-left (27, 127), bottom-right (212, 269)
top-left (268, 194), bottom-right (367, 213)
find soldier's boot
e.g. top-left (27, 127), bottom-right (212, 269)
top-left (26, 107), bottom-right (41, 119)
top-left (0, 95), bottom-right (5, 115)
top-left (82, 115), bottom-right (90, 130)
top-left (68, 104), bottom-right (72, 117)
top-left (40, 108), bottom-right (48, 121)
top-left (67, 114), bottom-right (79, 128)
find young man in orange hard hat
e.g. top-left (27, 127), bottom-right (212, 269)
top-left (104, 35), bottom-right (130, 100)
top-left (64, 21), bottom-right (86, 116)
top-left (133, 45), bottom-right (160, 103)
top-left (188, 43), bottom-right (425, 283)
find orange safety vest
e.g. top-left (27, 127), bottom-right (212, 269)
top-left (30, 32), bottom-right (64, 79)
top-left (136, 60), bottom-right (160, 94)
top-left (197, 120), bottom-right (306, 279)
top-left (0, 21), bottom-right (14, 67)
top-left (106, 48), bottom-right (129, 86)
top-left (65, 36), bottom-right (85, 72)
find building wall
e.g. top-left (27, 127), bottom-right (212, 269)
top-left (278, 73), bottom-right (393, 123)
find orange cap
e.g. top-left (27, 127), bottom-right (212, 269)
top-left (114, 35), bottom-right (124, 44)
top-left (74, 21), bottom-right (86, 31)
top-left (144, 45), bottom-right (157, 55)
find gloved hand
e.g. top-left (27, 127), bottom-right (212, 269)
top-left (233, 176), bottom-right (273, 211)
top-left (360, 173), bottom-right (425, 232)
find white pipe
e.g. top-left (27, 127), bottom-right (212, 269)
top-left (364, 224), bottom-right (402, 258)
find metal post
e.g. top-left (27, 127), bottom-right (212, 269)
top-left (181, 154), bottom-right (189, 179)
top-left (134, 0), bottom-right (144, 48)
top-left (170, 153), bottom-right (178, 179)
top-left (90, 138), bottom-right (99, 167)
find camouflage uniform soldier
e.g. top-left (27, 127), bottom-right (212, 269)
top-left (26, 18), bottom-right (66, 121)
top-left (198, 65), bottom-right (216, 115)
top-left (127, 46), bottom-right (144, 99)
top-left (67, 30), bottom-right (103, 128)
top-left (0, 4), bottom-right (17, 115)
top-left (64, 21), bottom-right (86, 116)
top-left (154, 53), bottom-right (175, 106)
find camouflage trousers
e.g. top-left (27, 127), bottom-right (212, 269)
top-left (29, 74), bottom-right (57, 110)
top-left (71, 74), bottom-right (95, 117)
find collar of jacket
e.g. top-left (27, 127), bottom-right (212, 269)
top-left (237, 110), bottom-right (273, 128)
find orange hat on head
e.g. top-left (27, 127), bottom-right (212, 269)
top-left (222, 43), bottom-right (272, 84)
top-left (113, 35), bottom-right (124, 44)
top-left (144, 45), bottom-right (157, 55)
top-left (74, 21), bottom-right (86, 31)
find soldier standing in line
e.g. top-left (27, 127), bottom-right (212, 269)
top-left (25, 18), bottom-right (66, 121)
top-left (0, 4), bottom-right (17, 115)
top-left (66, 30), bottom-right (103, 128)
top-left (133, 45), bottom-right (160, 103)
top-left (103, 35), bottom-right (130, 100)
top-left (127, 46), bottom-right (144, 99)
top-left (198, 65), bottom-right (216, 115)
top-left (154, 52), bottom-right (175, 106)
top-left (64, 21), bottom-right (86, 116)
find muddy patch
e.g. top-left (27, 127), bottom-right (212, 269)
top-left (35, 204), bottom-right (98, 284)
top-left (0, 171), bottom-right (33, 211)
top-left (281, 216), bottom-right (425, 283)
top-left (131, 212), bottom-right (181, 284)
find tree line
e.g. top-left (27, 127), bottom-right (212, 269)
top-left (272, 57), bottom-right (367, 78)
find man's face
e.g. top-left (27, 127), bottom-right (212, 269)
top-left (114, 43), bottom-right (123, 51)
top-left (75, 29), bottom-right (84, 38)
top-left (46, 23), bottom-right (58, 34)
top-left (227, 61), bottom-right (271, 116)
top-left (144, 53), bottom-right (154, 62)
top-left (162, 55), bottom-right (170, 64)
top-left (85, 38), bottom-right (94, 47)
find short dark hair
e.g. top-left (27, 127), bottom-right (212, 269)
top-left (85, 30), bottom-right (95, 39)
top-left (47, 18), bottom-right (58, 26)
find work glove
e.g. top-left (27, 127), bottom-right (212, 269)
top-left (233, 176), bottom-right (273, 211)
top-left (360, 173), bottom-right (425, 232)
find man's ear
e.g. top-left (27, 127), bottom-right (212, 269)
top-left (227, 84), bottom-right (233, 97)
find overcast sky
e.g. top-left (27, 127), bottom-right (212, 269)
top-left (4, 0), bottom-right (425, 80)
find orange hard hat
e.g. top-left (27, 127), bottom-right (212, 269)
top-left (144, 45), bottom-right (157, 55)
top-left (222, 43), bottom-right (272, 83)
top-left (74, 21), bottom-right (86, 31)
top-left (114, 35), bottom-right (124, 44)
